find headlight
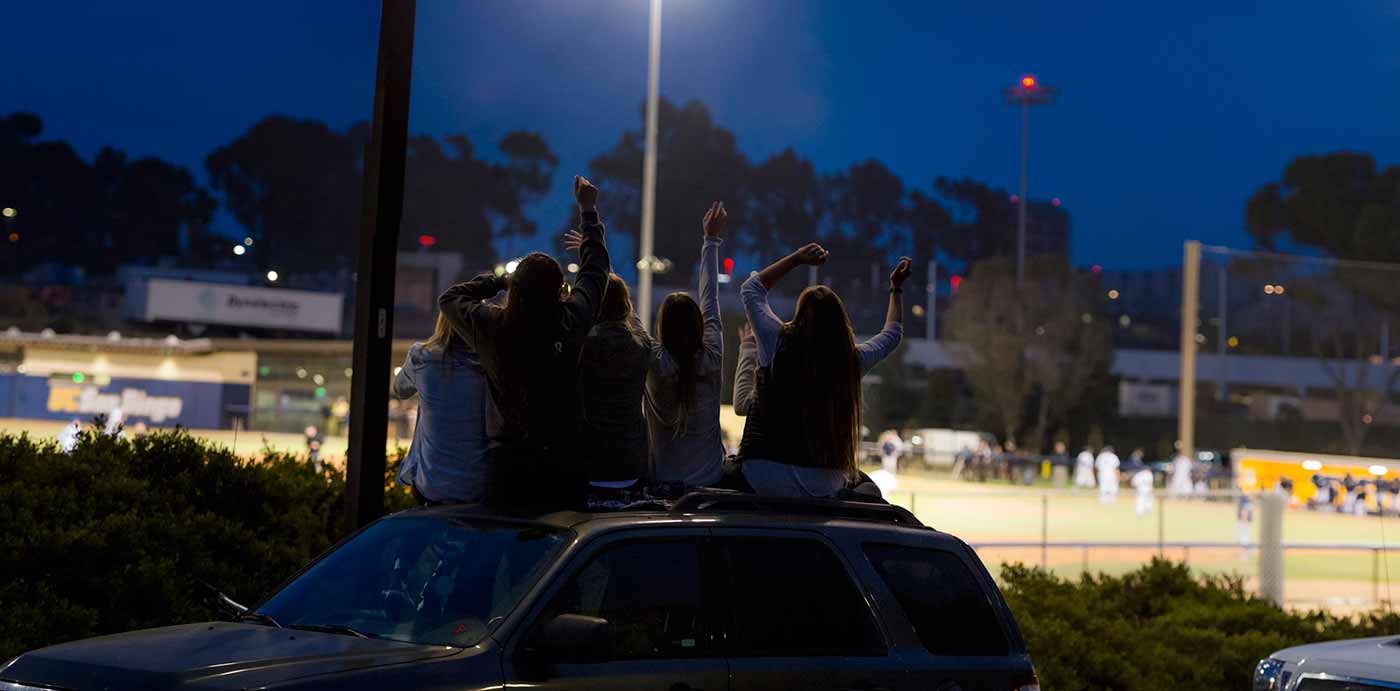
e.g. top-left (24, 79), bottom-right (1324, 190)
top-left (1253, 657), bottom-right (1285, 691)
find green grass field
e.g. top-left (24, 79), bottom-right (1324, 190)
top-left (879, 471), bottom-right (1400, 610)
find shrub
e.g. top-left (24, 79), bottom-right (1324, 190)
top-left (0, 425), bottom-right (413, 660)
top-left (1001, 559), bottom-right (1400, 690)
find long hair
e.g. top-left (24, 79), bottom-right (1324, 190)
top-left (500, 252), bottom-right (564, 419)
top-left (779, 285), bottom-right (862, 479)
top-left (599, 273), bottom-right (633, 323)
top-left (655, 291), bottom-right (703, 429)
top-left (424, 311), bottom-right (461, 357)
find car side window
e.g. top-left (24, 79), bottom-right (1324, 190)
top-left (541, 539), bottom-right (708, 661)
top-left (863, 543), bottom-right (1009, 656)
top-left (723, 537), bottom-right (885, 657)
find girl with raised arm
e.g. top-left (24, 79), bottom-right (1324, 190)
top-left (564, 202), bottom-right (730, 489)
top-left (575, 273), bottom-right (651, 495)
top-left (438, 176), bottom-right (611, 509)
top-left (734, 245), bottom-right (912, 498)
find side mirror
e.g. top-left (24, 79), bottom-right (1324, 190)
top-left (531, 613), bottom-right (610, 663)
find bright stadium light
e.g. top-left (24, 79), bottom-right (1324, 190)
top-left (266, 270), bottom-right (279, 282)
top-left (233, 245), bottom-right (246, 256)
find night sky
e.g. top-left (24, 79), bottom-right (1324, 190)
top-left (4, 0), bottom-right (1400, 269)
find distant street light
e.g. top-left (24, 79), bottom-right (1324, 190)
top-left (266, 270), bottom-right (280, 282)
top-left (1004, 74), bottom-right (1059, 287)
top-left (243, 236), bottom-right (254, 246)
top-left (233, 245), bottom-right (246, 256)
top-left (1, 207), bottom-right (15, 218)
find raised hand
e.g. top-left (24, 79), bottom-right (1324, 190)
top-left (574, 175), bottom-right (598, 210)
top-left (793, 243), bottom-right (829, 266)
top-left (563, 229), bottom-right (584, 253)
top-left (889, 256), bottom-right (913, 289)
top-left (739, 323), bottom-right (755, 345)
top-left (703, 201), bottom-right (727, 238)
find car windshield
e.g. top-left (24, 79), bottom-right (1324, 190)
top-left (255, 515), bottom-right (567, 647)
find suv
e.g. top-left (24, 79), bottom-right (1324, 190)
top-left (1, 492), bottom-right (1038, 690)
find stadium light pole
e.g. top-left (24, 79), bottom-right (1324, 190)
top-left (346, 0), bottom-right (415, 531)
top-left (637, 0), bottom-right (662, 333)
top-left (1004, 74), bottom-right (1058, 287)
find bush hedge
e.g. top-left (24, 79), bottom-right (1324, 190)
top-left (1000, 559), bottom-right (1400, 690)
top-left (0, 425), bottom-right (412, 660)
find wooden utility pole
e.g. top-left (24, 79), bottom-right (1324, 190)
top-left (1178, 241), bottom-right (1201, 463)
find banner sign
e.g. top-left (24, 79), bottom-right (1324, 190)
top-left (141, 279), bottom-right (343, 334)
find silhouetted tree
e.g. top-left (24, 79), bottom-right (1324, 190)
top-left (587, 99), bottom-right (752, 286)
top-left (1247, 151), bottom-right (1400, 453)
top-left (947, 255), bottom-right (1112, 451)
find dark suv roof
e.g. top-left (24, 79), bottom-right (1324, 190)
top-left (403, 490), bottom-right (947, 542)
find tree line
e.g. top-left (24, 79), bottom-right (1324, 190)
top-left (1, 99), bottom-right (1068, 300)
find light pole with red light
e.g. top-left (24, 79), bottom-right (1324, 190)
top-left (1004, 74), bottom-right (1059, 287)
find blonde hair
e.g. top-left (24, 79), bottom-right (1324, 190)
top-left (425, 311), bottom-right (460, 353)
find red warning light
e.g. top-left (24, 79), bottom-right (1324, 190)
top-left (1051, 197), bottom-right (1061, 207)
top-left (1021, 75), bottom-right (1036, 88)
top-left (1009, 194), bottom-right (1019, 204)
top-left (723, 257), bottom-right (735, 274)
top-left (418, 234), bottom-right (437, 247)
top-left (1091, 264), bottom-right (1102, 274)
top-left (950, 275), bottom-right (962, 293)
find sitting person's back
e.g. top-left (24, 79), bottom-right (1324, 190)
top-left (392, 313), bottom-right (488, 504)
top-left (735, 244), bottom-right (911, 498)
top-left (578, 274), bottom-right (651, 486)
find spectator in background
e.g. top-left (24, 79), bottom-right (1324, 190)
top-left (1343, 472), bottom-right (1360, 514)
top-left (1236, 493), bottom-right (1255, 551)
top-left (1168, 447), bottom-right (1194, 498)
top-left (57, 418), bottom-right (80, 454)
top-left (304, 425), bottom-right (324, 471)
top-left (1074, 445), bottom-right (1097, 489)
top-left (439, 175), bottom-right (611, 509)
top-left (732, 243), bottom-right (911, 498)
top-left (1132, 462), bottom-right (1155, 516)
top-left (391, 311), bottom-right (489, 505)
top-left (1096, 445), bottom-right (1120, 504)
top-left (575, 273), bottom-right (651, 498)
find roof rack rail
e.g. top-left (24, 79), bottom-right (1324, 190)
top-left (669, 490), bottom-right (923, 526)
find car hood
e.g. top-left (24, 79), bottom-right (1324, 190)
top-left (0, 622), bottom-right (460, 690)
top-left (1274, 635), bottom-right (1400, 683)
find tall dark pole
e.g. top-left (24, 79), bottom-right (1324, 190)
top-left (346, 0), bottom-right (416, 532)
top-left (1004, 75), bottom-right (1058, 287)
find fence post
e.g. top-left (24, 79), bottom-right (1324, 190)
top-left (1259, 490), bottom-right (1286, 606)
top-left (909, 492), bottom-right (916, 515)
top-left (1158, 494), bottom-right (1166, 557)
top-left (1041, 494), bottom-right (1049, 569)
top-left (1375, 548), bottom-right (1381, 606)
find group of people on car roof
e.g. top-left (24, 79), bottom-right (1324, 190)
top-left (392, 175), bottom-right (910, 510)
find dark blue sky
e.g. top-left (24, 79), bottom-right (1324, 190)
top-left (4, 1), bottom-right (1399, 269)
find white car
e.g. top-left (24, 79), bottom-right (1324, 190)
top-left (1255, 635), bottom-right (1400, 690)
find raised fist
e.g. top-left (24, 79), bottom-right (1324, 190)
top-left (574, 175), bottom-right (598, 210)
top-left (889, 257), bottom-right (913, 289)
top-left (793, 243), bottom-right (829, 266)
top-left (703, 201), bottom-right (727, 238)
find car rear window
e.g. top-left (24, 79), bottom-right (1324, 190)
top-left (863, 543), bottom-right (1009, 656)
top-left (723, 538), bottom-right (885, 657)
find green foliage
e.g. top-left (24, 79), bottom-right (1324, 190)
top-left (0, 426), bottom-right (412, 660)
top-left (1001, 559), bottom-right (1400, 690)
